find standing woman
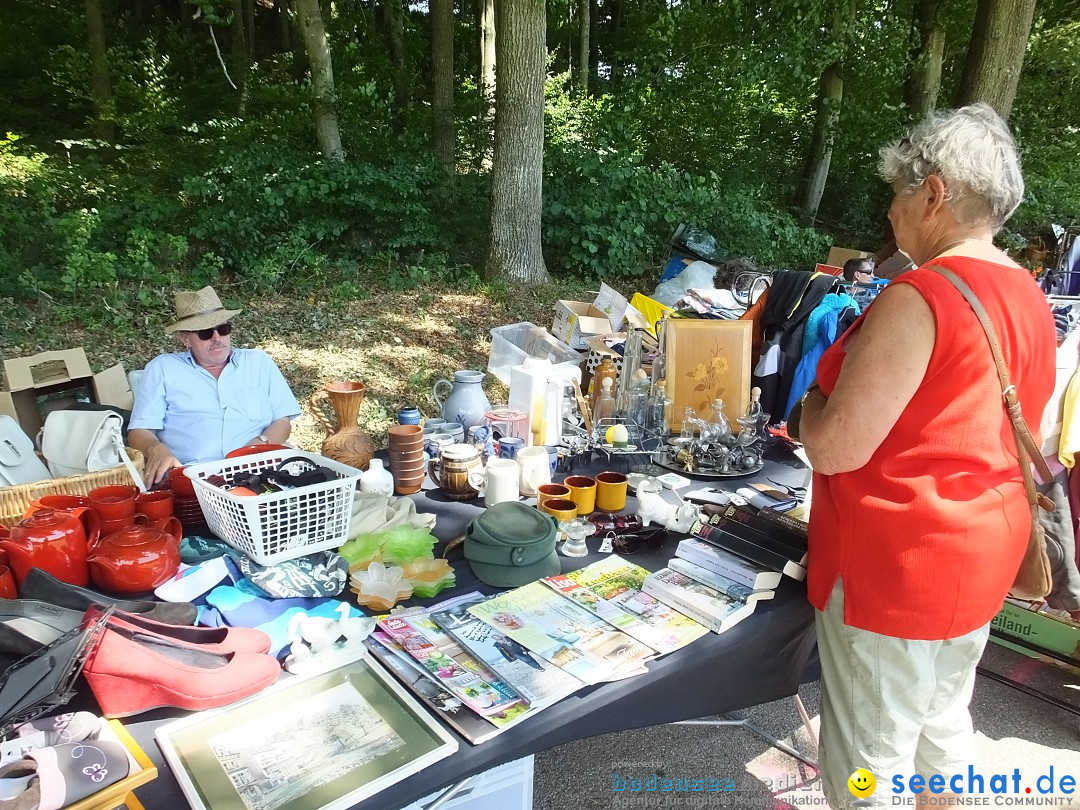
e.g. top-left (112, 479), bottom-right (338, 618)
top-left (798, 104), bottom-right (1055, 808)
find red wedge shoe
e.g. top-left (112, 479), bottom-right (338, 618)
top-left (83, 605), bottom-right (271, 654)
top-left (83, 625), bottom-right (281, 718)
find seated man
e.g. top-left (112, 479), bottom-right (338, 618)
top-left (129, 286), bottom-right (302, 484)
top-left (842, 257), bottom-right (875, 283)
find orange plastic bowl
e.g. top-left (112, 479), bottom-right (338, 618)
top-left (226, 444), bottom-right (291, 459)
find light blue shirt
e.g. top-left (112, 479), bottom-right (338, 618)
top-left (129, 348), bottom-right (302, 464)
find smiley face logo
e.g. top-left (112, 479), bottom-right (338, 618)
top-left (848, 768), bottom-right (876, 798)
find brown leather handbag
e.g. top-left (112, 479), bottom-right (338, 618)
top-left (928, 265), bottom-right (1054, 601)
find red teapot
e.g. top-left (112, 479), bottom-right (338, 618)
top-left (0, 508), bottom-right (99, 587)
top-left (87, 522), bottom-right (181, 595)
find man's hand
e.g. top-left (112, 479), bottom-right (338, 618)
top-left (143, 441), bottom-right (182, 486)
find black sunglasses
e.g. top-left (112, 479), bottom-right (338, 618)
top-left (610, 527), bottom-right (668, 555)
top-left (193, 323), bottom-right (232, 341)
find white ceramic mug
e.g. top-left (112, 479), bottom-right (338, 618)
top-left (516, 446), bottom-right (552, 496)
top-left (482, 458), bottom-right (520, 507)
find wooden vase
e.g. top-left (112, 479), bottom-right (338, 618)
top-left (310, 381), bottom-right (375, 471)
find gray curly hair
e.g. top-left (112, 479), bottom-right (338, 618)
top-left (879, 103), bottom-right (1024, 232)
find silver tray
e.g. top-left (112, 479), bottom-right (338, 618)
top-left (654, 453), bottom-right (764, 479)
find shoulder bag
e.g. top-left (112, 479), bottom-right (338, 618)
top-left (0, 415), bottom-right (52, 486)
top-left (39, 410), bottom-right (146, 492)
top-left (928, 265), bottom-right (1054, 601)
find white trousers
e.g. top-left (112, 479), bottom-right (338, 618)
top-left (815, 580), bottom-right (990, 809)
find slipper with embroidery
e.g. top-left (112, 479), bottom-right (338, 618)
top-left (8, 712), bottom-right (101, 747)
top-left (0, 740), bottom-right (130, 810)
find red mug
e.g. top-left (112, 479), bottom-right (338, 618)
top-left (0, 565), bottom-right (16, 599)
top-left (24, 495), bottom-right (91, 517)
top-left (89, 485), bottom-right (138, 520)
top-left (136, 491), bottom-right (174, 521)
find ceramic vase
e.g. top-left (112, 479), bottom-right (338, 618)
top-left (359, 459), bottom-right (395, 497)
top-left (310, 381), bottom-right (375, 471)
top-left (432, 370), bottom-right (492, 431)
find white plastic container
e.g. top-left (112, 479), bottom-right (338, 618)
top-left (509, 357), bottom-right (581, 445)
top-left (487, 322), bottom-right (582, 385)
top-left (401, 756), bottom-right (534, 810)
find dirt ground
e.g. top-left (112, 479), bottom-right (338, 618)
top-left (0, 279), bottom-right (600, 451)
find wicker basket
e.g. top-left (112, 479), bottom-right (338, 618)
top-left (0, 448), bottom-right (145, 527)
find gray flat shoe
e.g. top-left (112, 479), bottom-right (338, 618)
top-left (18, 570), bottom-right (196, 627)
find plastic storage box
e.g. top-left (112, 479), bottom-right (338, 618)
top-left (401, 756), bottom-right (534, 810)
top-left (488, 322), bottom-right (582, 385)
top-left (185, 450), bottom-right (361, 565)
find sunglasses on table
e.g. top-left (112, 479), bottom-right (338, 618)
top-left (607, 527), bottom-right (669, 555)
top-left (192, 323), bottom-right (233, 340)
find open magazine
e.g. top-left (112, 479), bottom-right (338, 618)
top-left (467, 581), bottom-right (655, 685)
top-left (542, 555), bottom-right (709, 654)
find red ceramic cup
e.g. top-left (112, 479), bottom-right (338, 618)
top-left (136, 491), bottom-right (174, 521)
top-left (89, 485), bottom-right (138, 520)
top-left (98, 513), bottom-right (147, 538)
top-left (166, 467), bottom-right (197, 498)
top-left (150, 516), bottom-right (183, 542)
top-left (0, 565), bottom-right (16, 599)
top-left (27, 495), bottom-right (91, 516)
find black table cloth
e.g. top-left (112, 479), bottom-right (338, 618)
top-left (116, 444), bottom-right (818, 810)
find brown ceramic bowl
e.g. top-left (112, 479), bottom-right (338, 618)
top-left (387, 424), bottom-right (423, 441)
top-left (389, 449), bottom-right (426, 464)
top-left (393, 472), bottom-right (427, 495)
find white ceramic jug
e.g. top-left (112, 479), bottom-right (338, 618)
top-left (481, 458), bottom-right (520, 507)
top-left (516, 446), bottom-right (552, 497)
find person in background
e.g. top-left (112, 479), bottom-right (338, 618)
top-left (129, 286), bottom-right (302, 485)
top-left (841, 257), bottom-right (875, 284)
top-left (796, 104), bottom-right (1055, 808)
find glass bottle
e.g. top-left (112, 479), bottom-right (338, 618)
top-left (650, 315), bottom-right (669, 395)
top-left (680, 406), bottom-right (698, 440)
top-left (591, 357), bottom-right (618, 412)
top-left (737, 386), bottom-right (766, 447)
top-left (647, 380), bottom-right (671, 436)
top-left (596, 377), bottom-right (617, 420)
top-left (707, 399), bottom-right (731, 443)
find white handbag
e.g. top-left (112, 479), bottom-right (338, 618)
top-left (0, 415), bottom-right (52, 486)
top-left (39, 410), bottom-right (146, 491)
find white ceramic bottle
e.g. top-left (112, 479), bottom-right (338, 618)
top-left (359, 458), bottom-right (395, 497)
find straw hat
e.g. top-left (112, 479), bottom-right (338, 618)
top-left (165, 286), bottom-right (242, 333)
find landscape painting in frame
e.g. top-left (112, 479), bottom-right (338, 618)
top-left (156, 658), bottom-right (458, 810)
top-left (664, 319), bottom-right (752, 431)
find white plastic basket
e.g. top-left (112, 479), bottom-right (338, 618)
top-left (185, 450), bottom-right (361, 566)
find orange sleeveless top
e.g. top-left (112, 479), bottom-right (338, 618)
top-left (807, 256), bottom-right (1055, 639)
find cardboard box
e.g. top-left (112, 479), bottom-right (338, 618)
top-left (0, 348), bottom-right (133, 439)
top-left (826, 247), bottom-right (871, 268)
top-left (552, 283), bottom-right (650, 349)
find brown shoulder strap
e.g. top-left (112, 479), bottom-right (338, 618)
top-left (925, 265), bottom-right (1053, 491)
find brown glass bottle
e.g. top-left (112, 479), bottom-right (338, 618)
top-left (590, 357), bottom-right (618, 412)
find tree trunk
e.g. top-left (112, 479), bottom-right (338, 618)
top-left (478, 0), bottom-right (496, 167)
top-left (795, 0), bottom-right (854, 226)
top-left (231, 0), bottom-right (249, 113)
top-left (955, 0), bottom-right (1037, 119)
top-left (576, 0), bottom-right (589, 95)
top-left (245, 0), bottom-right (256, 61)
top-left (432, 0), bottom-right (455, 173)
top-left (277, 0), bottom-right (292, 52)
top-left (485, 0), bottom-right (549, 284)
top-left (294, 0), bottom-right (345, 160)
top-left (609, 0), bottom-right (623, 86)
top-left (85, 0), bottom-right (114, 142)
top-left (904, 0), bottom-right (948, 117)
top-left (379, 0), bottom-right (410, 112)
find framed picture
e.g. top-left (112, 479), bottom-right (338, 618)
top-left (664, 319), bottom-right (752, 430)
top-left (156, 657), bottom-right (459, 810)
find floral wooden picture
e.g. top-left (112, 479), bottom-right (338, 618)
top-left (664, 319), bottom-right (752, 431)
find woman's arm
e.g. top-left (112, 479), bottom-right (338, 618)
top-left (799, 283), bottom-right (936, 475)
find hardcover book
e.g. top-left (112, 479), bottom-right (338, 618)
top-left (667, 556), bottom-right (775, 603)
top-left (641, 568), bottom-right (759, 634)
top-left (467, 581), bottom-right (655, 684)
top-left (544, 555), bottom-right (709, 654)
top-left (429, 597), bottom-right (584, 707)
top-left (711, 505), bottom-right (808, 563)
top-left (674, 537), bottom-right (783, 590)
top-left (689, 519), bottom-right (807, 581)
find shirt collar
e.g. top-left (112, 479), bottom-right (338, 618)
top-left (182, 350), bottom-right (238, 369)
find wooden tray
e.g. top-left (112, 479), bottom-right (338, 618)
top-left (663, 319), bottom-right (752, 431)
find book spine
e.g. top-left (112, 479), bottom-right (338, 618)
top-left (690, 520), bottom-right (791, 573)
top-left (667, 557), bottom-right (760, 602)
top-left (709, 510), bottom-right (806, 561)
top-left (675, 539), bottom-right (760, 589)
